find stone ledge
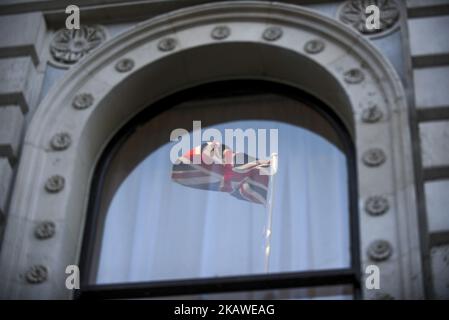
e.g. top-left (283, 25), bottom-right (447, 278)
top-left (423, 166), bottom-right (449, 181)
top-left (417, 106), bottom-right (449, 122)
top-left (407, 0), bottom-right (449, 18)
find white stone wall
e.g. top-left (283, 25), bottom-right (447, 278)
top-left (0, 12), bottom-right (46, 235)
top-left (0, 0), bottom-right (446, 299)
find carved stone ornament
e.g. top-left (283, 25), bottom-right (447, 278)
top-left (115, 58), bottom-right (135, 73)
top-left (158, 37), bottom-right (177, 51)
top-left (45, 175), bottom-right (65, 193)
top-left (50, 132), bottom-right (71, 151)
top-left (211, 26), bottom-right (231, 40)
top-left (304, 39), bottom-right (325, 54)
top-left (344, 68), bottom-right (365, 84)
top-left (365, 196), bottom-right (389, 216)
top-left (49, 25), bottom-right (107, 69)
top-left (25, 265), bottom-right (48, 284)
top-left (362, 148), bottom-right (386, 167)
top-left (35, 221), bottom-right (56, 240)
top-left (367, 240), bottom-right (392, 261)
top-left (263, 26), bottom-right (283, 41)
top-left (362, 104), bottom-right (383, 123)
top-left (338, 0), bottom-right (400, 37)
top-left (72, 93), bottom-right (94, 110)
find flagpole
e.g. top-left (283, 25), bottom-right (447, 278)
top-left (264, 153), bottom-right (278, 273)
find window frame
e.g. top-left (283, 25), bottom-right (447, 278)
top-left (78, 80), bottom-right (361, 299)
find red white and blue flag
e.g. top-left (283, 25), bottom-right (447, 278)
top-left (171, 141), bottom-right (272, 205)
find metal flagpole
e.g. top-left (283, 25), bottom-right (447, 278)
top-left (264, 153), bottom-right (278, 273)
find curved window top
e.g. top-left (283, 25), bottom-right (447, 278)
top-left (81, 81), bottom-right (358, 299)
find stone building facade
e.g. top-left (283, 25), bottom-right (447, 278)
top-left (0, 0), bottom-right (448, 299)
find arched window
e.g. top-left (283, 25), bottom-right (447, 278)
top-left (80, 81), bottom-right (360, 299)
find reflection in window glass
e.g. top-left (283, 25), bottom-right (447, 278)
top-left (96, 120), bottom-right (350, 284)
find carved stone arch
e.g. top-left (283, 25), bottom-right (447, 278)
top-left (0, 1), bottom-right (422, 299)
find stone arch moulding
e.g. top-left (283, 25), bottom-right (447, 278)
top-left (0, 1), bottom-right (423, 299)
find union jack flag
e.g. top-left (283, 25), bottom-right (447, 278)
top-left (171, 141), bottom-right (272, 205)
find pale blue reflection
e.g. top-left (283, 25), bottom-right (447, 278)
top-left (97, 121), bottom-right (350, 284)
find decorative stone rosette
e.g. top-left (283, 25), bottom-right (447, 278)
top-left (25, 265), bottom-right (48, 284)
top-left (50, 25), bottom-right (107, 69)
top-left (338, 0), bottom-right (400, 38)
top-left (365, 196), bottom-right (389, 216)
top-left (362, 105), bottom-right (383, 123)
top-left (158, 38), bottom-right (177, 52)
top-left (362, 148), bottom-right (386, 167)
top-left (367, 239), bottom-right (392, 261)
top-left (304, 39), bottom-right (325, 54)
top-left (263, 26), bottom-right (283, 41)
top-left (35, 221), bottom-right (56, 240)
top-left (211, 26), bottom-right (231, 40)
top-left (50, 132), bottom-right (71, 151)
top-left (45, 175), bottom-right (65, 193)
top-left (72, 93), bottom-right (94, 110)
top-left (115, 58), bottom-right (135, 73)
